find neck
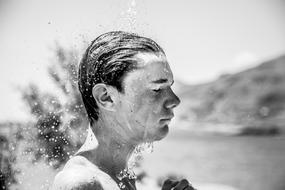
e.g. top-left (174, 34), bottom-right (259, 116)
top-left (79, 115), bottom-right (139, 178)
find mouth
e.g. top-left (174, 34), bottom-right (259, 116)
top-left (159, 117), bottom-right (173, 125)
top-left (159, 113), bottom-right (174, 125)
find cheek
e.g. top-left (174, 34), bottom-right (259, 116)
top-left (125, 90), bottom-right (145, 113)
top-left (123, 87), bottom-right (165, 122)
top-left (131, 91), bottom-right (163, 121)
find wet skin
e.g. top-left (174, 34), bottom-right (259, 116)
top-left (113, 53), bottom-right (194, 190)
top-left (113, 52), bottom-right (181, 143)
top-left (51, 52), bottom-right (195, 190)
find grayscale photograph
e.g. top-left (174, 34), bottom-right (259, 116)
top-left (0, 0), bottom-right (285, 190)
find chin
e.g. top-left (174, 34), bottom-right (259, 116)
top-left (153, 125), bottom-right (169, 141)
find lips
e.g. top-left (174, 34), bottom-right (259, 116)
top-left (159, 112), bottom-right (174, 125)
top-left (160, 116), bottom-right (173, 124)
top-left (160, 119), bottom-right (171, 125)
top-left (160, 118), bottom-right (171, 121)
top-left (161, 114), bottom-right (174, 120)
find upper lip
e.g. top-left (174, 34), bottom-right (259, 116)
top-left (161, 114), bottom-right (174, 120)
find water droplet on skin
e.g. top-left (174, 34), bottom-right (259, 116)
top-left (145, 142), bottom-right (154, 153)
top-left (118, 182), bottom-right (126, 189)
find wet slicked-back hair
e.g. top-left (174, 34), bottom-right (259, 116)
top-left (78, 31), bottom-right (165, 124)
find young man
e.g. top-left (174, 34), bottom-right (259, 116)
top-left (51, 31), bottom-right (194, 190)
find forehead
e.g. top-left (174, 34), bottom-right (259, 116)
top-left (135, 52), bottom-right (167, 66)
top-left (123, 52), bottom-right (173, 87)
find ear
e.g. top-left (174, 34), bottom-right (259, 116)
top-left (92, 84), bottom-right (118, 112)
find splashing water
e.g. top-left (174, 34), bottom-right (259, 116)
top-left (134, 141), bottom-right (154, 154)
top-left (117, 141), bottom-right (154, 182)
top-left (120, 0), bottom-right (137, 31)
top-left (115, 142), bottom-right (155, 183)
top-left (116, 168), bottom-right (137, 181)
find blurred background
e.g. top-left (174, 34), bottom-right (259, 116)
top-left (1, 0), bottom-right (285, 189)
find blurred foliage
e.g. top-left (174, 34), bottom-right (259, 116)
top-left (21, 44), bottom-right (89, 169)
top-left (0, 123), bottom-right (22, 189)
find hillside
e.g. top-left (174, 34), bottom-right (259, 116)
top-left (174, 54), bottom-right (285, 134)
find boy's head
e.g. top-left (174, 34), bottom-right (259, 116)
top-left (78, 31), bottom-right (165, 124)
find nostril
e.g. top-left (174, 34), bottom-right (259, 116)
top-left (165, 88), bottom-right (181, 109)
top-left (166, 95), bottom-right (180, 109)
top-left (172, 94), bottom-right (180, 108)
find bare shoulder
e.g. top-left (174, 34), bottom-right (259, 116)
top-left (50, 156), bottom-right (105, 190)
top-left (51, 174), bottom-right (104, 190)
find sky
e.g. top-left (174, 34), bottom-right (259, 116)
top-left (0, 0), bottom-right (285, 121)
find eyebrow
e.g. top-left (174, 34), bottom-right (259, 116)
top-left (151, 78), bottom-right (174, 85)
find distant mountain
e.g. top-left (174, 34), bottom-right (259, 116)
top-left (174, 54), bottom-right (285, 134)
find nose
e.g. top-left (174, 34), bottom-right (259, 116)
top-left (165, 88), bottom-right (181, 109)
